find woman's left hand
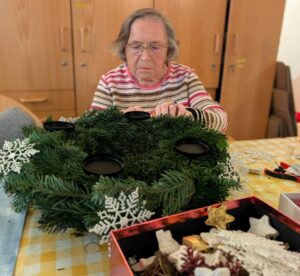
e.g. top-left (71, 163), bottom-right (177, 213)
top-left (154, 102), bottom-right (193, 118)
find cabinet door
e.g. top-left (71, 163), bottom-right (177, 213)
top-left (155, 0), bottom-right (227, 91)
top-left (72, 0), bottom-right (153, 115)
top-left (220, 0), bottom-right (285, 140)
top-left (0, 0), bottom-right (73, 91)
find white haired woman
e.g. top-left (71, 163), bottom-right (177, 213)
top-left (90, 8), bottom-right (227, 132)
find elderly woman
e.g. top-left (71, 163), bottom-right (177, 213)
top-left (90, 8), bottom-right (227, 132)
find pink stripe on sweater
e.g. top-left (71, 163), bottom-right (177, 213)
top-left (189, 91), bottom-right (209, 102)
top-left (90, 105), bottom-right (105, 110)
top-left (104, 80), bottom-right (133, 85)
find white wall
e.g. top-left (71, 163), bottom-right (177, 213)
top-left (277, 0), bottom-right (300, 111)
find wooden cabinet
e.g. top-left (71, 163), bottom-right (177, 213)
top-left (155, 0), bottom-right (227, 99)
top-left (0, 0), bottom-right (75, 119)
top-left (0, 0), bottom-right (285, 139)
top-left (220, 0), bottom-right (285, 140)
top-left (158, 0), bottom-right (285, 140)
top-left (0, 0), bottom-right (151, 119)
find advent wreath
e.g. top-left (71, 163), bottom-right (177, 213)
top-left (0, 107), bottom-right (240, 243)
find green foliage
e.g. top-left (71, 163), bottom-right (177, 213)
top-left (2, 107), bottom-right (240, 233)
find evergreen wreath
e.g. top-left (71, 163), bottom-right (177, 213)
top-left (1, 107), bottom-right (240, 234)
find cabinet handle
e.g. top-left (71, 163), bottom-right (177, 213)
top-left (60, 26), bottom-right (67, 52)
top-left (213, 33), bottom-right (220, 54)
top-left (19, 97), bottom-right (47, 103)
top-left (232, 33), bottom-right (239, 54)
top-left (228, 64), bottom-right (236, 72)
top-left (80, 27), bottom-right (86, 52)
top-left (61, 60), bottom-right (68, 66)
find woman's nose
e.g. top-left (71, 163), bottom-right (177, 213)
top-left (139, 48), bottom-right (151, 61)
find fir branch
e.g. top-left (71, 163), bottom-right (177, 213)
top-left (91, 176), bottom-right (148, 205)
top-left (146, 170), bottom-right (196, 215)
top-left (187, 165), bottom-right (240, 209)
top-left (31, 175), bottom-right (89, 198)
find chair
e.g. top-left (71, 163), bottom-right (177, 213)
top-left (0, 94), bottom-right (41, 126)
top-left (0, 95), bottom-right (42, 274)
top-left (267, 62), bottom-right (298, 138)
top-left (0, 94), bottom-right (42, 147)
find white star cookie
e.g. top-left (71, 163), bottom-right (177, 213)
top-left (248, 215), bottom-right (278, 238)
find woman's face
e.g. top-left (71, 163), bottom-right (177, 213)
top-left (125, 17), bottom-right (168, 86)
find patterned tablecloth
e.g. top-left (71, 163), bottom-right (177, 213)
top-left (14, 209), bottom-right (110, 276)
top-left (229, 136), bottom-right (300, 208)
top-left (13, 137), bottom-right (300, 275)
top-left (0, 185), bottom-right (26, 276)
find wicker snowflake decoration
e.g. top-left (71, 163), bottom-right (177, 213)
top-left (0, 138), bottom-right (39, 177)
top-left (90, 188), bottom-right (154, 244)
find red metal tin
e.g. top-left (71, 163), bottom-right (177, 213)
top-left (110, 196), bottom-right (300, 275)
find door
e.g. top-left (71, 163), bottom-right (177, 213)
top-left (220, 0), bottom-right (285, 140)
top-left (72, 0), bottom-right (153, 116)
top-left (155, 0), bottom-right (227, 94)
top-left (0, 0), bottom-right (73, 91)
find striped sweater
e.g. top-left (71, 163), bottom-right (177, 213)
top-left (91, 63), bottom-right (227, 132)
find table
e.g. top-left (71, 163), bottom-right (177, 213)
top-left (229, 136), bottom-right (300, 208)
top-left (13, 137), bottom-right (300, 275)
top-left (14, 210), bottom-right (110, 276)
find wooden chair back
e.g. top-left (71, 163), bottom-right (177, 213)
top-left (0, 94), bottom-right (42, 127)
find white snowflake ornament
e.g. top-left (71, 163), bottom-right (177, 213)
top-left (0, 138), bottom-right (39, 177)
top-left (90, 188), bottom-right (154, 244)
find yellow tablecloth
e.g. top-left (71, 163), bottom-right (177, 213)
top-left (14, 210), bottom-right (109, 276)
top-left (14, 137), bottom-right (300, 275)
top-left (229, 136), bottom-right (300, 208)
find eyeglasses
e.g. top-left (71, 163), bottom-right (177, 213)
top-left (126, 42), bottom-right (167, 56)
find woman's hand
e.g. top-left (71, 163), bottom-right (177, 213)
top-left (122, 103), bottom-right (193, 118)
top-left (154, 102), bottom-right (193, 118)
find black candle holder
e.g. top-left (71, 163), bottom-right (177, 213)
top-left (175, 138), bottom-right (210, 164)
top-left (123, 111), bottom-right (150, 122)
top-left (82, 153), bottom-right (124, 177)
top-left (43, 121), bottom-right (75, 132)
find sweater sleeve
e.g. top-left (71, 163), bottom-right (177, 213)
top-left (90, 76), bottom-right (113, 110)
top-left (186, 72), bottom-right (228, 133)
